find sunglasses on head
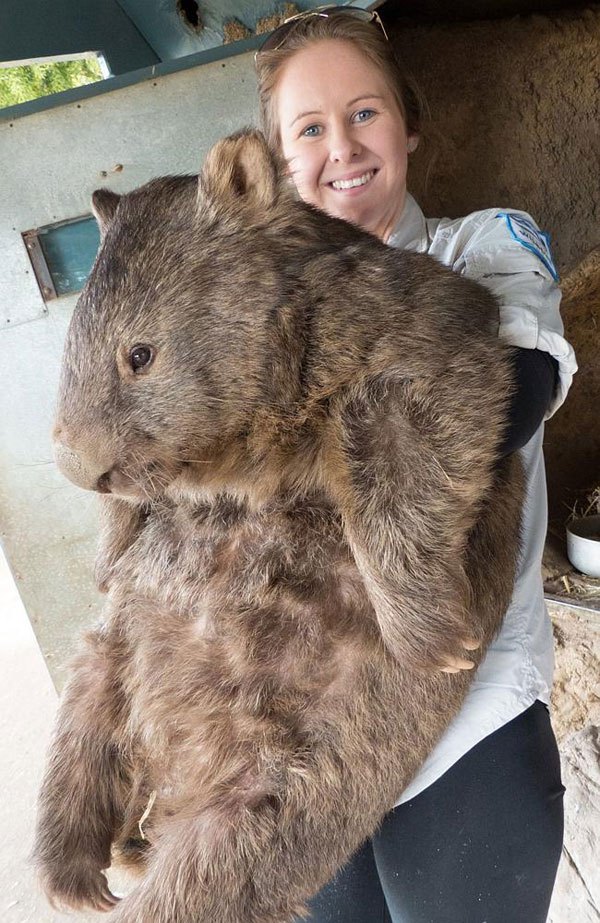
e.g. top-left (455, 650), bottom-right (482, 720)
top-left (255, 5), bottom-right (389, 58)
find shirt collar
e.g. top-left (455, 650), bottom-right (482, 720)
top-left (386, 193), bottom-right (429, 252)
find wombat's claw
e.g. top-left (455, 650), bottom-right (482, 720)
top-left (43, 866), bottom-right (120, 914)
top-left (95, 883), bottom-right (121, 912)
top-left (440, 657), bottom-right (474, 674)
top-left (81, 871), bottom-right (120, 912)
top-left (439, 637), bottom-right (481, 673)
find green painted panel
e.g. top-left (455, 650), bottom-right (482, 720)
top-left (38, 217), bottom-right (100, 296)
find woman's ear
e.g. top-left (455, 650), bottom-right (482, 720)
top-left (407, 134), bottom-right (420, 153)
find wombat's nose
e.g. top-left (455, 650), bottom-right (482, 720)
top-left (96, 472), bottom-right (112, 494)
top-left (54, 441), bottom-right (113, 492)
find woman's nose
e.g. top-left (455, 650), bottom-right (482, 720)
top-left (328, 125), bottom-right (361, 163)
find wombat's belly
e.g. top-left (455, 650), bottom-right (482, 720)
top-left (108, 495), bottom-right (425, 838)
top-left (102, 491), bottom-right (476, 860)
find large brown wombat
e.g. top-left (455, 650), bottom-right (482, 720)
top-left (34, 130), bottom-right (523, 922)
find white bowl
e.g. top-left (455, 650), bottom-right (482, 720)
top-left (566, 514), bottom-right (600, 578)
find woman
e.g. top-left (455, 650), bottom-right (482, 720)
top-left (254, 7), bottom-right (577, 923)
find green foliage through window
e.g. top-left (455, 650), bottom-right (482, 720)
top-left (0, 57), bottom-right (104, 109)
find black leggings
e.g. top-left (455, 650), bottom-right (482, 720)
top-left (301, 701), bottom-right (564, 923)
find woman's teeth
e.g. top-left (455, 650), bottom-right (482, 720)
top-left (331, 171), bottom-right (374, 190)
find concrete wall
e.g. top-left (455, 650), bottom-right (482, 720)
top-left (0, 53), bottom-right (257, 686)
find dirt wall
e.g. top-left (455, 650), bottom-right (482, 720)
top-left (544, 247), bottom-right (600, 525)
top-left (393, 6), bottom-right (600, 523)
top-left (395, 6), bottom-right (599, 275)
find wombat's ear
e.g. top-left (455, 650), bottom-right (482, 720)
top-left (198, 129), bottom-right (279, 220)
top-left (91, 189), bottom-right (121, 238)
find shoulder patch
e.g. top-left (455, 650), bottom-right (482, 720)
top-left (495, 212), bottom-right (559, 281)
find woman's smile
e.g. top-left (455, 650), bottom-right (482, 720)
top-left (329, 169), bottom-right (377, 192)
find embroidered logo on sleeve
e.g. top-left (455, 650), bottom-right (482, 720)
top-left (495, 212), bottom-right (559, 281)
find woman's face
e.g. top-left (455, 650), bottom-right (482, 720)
top-left (275, 39), bottom-right (414, 242)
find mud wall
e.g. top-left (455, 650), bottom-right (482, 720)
top-left (545, 248), bottom-right (600, 525)
top-left (394, 6), bottom-right (600, 522)
top-left (396, 6), bottom-right (599, 274)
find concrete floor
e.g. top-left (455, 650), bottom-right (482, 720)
top-left (0, 546), bottom-right (130, 923)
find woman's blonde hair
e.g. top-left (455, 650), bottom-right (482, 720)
top-left (255, 9), bottom-right (424, 153)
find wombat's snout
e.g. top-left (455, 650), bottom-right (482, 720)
top-left (53, 425), bottom-right (178, 500)
top-left (53, 437), bottom-right (116, 494)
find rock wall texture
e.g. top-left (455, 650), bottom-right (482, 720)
top-left (395, 6), bottom-right (600, 274)
top-left (544, 247), bottom-right (600, 526)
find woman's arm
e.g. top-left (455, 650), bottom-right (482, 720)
top-left (438, 208), bottom-right (578, 418)
top-left (500, 347), bottom-right (559, 455)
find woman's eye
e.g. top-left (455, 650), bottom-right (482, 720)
top-left (301, 124), bottom-right (321, 138)
top-left (129, 344), bottom-right (155, 372)
top-left (353, 108), bottom-right (376, 123)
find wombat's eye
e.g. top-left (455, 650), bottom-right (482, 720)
top-left (129, 344), bottom-right (155, 373)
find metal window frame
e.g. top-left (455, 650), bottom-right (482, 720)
top-left (21, 213), bottom-right (96, 303)
top-left (21, 228), bottom-right (58, 302)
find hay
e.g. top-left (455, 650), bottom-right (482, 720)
top-left (544, 487), bottom-right (600, 608)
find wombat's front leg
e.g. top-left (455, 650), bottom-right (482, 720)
top-left (33, 630), bottom-right (127, 912)
top-left (95, 495), bottom-right (149, 593)
top-left (324, 374), bottom-right (512, 672)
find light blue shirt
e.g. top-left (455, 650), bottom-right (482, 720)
top-left (387, 195), bottom-right (577, 804)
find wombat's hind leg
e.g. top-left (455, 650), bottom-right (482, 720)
top-left (33, 634), bottom-right (129, 911)
top-left (39, 862), bottom-right (120, 914)
top-left (95, 754), bottom-right (392, 923)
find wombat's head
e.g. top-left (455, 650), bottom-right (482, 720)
top-left (53, 131), bottom-right (304, 503)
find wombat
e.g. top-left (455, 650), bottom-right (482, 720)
top-left (34, 130), bottom-right (524, 922)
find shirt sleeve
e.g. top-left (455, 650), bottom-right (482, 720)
top-left (450, 210), bottom-right (577, 419)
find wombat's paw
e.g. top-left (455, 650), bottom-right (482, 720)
top-left (383, 618), bottom-right (482, 675)
top-left (39, 862), bottom-right (120, 913)
top-left (423, 630), bottom-right (482, 675)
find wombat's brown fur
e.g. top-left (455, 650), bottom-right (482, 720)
top-left (35, 130), bottom-right (523, 922)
